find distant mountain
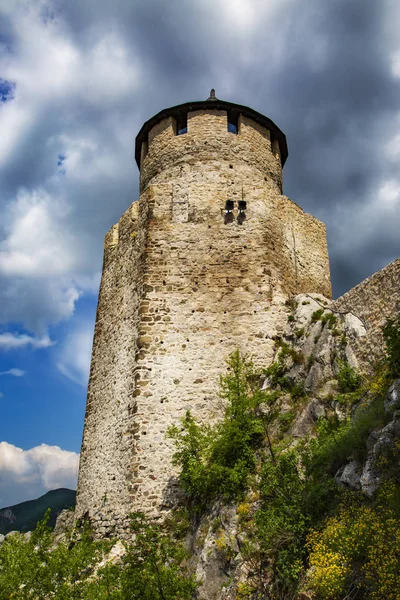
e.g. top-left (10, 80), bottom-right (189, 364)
top-left (0, 488), bottom-right (76, 535)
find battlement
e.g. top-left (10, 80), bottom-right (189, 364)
top-left (136, 99), bottom-right (287, 193)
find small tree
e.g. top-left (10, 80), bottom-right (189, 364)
top-left (383, 314), bottom-right (400, 379)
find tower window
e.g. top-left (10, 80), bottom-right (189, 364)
top-left (227, 112), bottom-right (239, 134)
top-left (238, 200), bottom-right (247, 212)
top-left (225, 200), bottom-right (234, 212)
top-left (176, 113), bottom-right (188, 135)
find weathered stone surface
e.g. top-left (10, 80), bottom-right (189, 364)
top-left (333, 258), bottom-right (400, 373)
top-left (385, 379), bottom-right (400, 414)
top-left (292, 399), bottom-right (325, 437)
top-left (54, 509), bottom-right (75, 540)
top-left (336, 460), bottom-right (362, 490)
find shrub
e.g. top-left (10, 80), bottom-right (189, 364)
top-left (168, 351), bottom-right (276, 508)
top-left (307, 483), bottom-right (400, 600)
top-left (309, 397), bottom-right (386, 473)
top-left (321, 312), bottom-right (337, 329)
top-left (311, 309), bottom-right (324, 323)
top-left (0, 510), bottom-right (196, 600)
top-left (336, 360), bottom-right (362, 393)
top-left (383, 314), bottom-right (400, 378)
top-left (111, 513), bottom-right (197, 600)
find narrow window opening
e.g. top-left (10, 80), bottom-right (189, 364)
top-left (177, 112), bottom-right (188, 135)
top-left (238, 197), bottom-right (246, 225)
top-left (224, 199), bottom-right (234, 224)
top-left (227, 112), bottom-right (239, 134)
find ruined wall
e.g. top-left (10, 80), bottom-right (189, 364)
top-left (333, 258), bottom-right (400, 371)
top-left (76, 107), bottom-right (331, 530)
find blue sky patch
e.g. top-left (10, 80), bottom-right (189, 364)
top-left (0, 78), bottom-right (15, 103)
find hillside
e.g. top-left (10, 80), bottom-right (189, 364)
top-left (0, 488), bottom-right (76, 535)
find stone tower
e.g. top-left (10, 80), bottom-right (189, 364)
top-left (75, 93), bottom-right (332, 535)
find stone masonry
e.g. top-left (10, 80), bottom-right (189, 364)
top-left (75, 96), bottom-right (332, 536)
top-left (333, 258), bottom-right (400, 373)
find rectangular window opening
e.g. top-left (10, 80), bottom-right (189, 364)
top-left (176, 113), bottom-right (188, 135)
top-left (227, 112), bottom-right (239, 134)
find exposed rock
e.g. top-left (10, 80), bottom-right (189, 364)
top-left (192, 504), bottom-right (239, 600)
top-left (292, 400), bottom-right (325, 437)
top-left (5, 530), bottom-right (19, 539)
top-left (344, 313), bottom-right (367, 339)
top-left (360, 414), bottom-right (400, 496)
top-left (0, 534), bottom-right (4, 545)
top-left (336, 460), bottom-right (362, 490)
top-left (385, 379), bottom-right (400, 414)
top-left (54, 509), bottom-right (75, 537)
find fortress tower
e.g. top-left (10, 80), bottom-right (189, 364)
top-left (76, 92), bottom-right (332, 535)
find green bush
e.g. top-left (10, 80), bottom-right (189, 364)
top-left (168, 351), bottom-right (276, 509)
top-left (321, 312), bottom-right (337, 329)
top-left (0, 510), bottom-right (111, 599)
top-left (308, 483), bottom-right (400, 599)
top-left (309, 397), bottom-right (386, 473)
top-left (336, 360), bottom-right (362, 393)
top-left (311, 309), bottom-right (325, 323)
top-left (0, 510), bottom-right (196, 600)
top-left (383, 314), bottom-right (400, 378)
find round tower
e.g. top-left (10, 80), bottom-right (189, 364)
top-left (76, 93), bottom-right (331, 535)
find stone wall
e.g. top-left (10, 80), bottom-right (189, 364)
top-left (75, 199), bottom-right (149, 537)
top-left (76, 107), bottom-right (332, 532)
top-left (139, 110), bottom-right (283, 193)
top-left (333, 258), bottom-right (400, 372)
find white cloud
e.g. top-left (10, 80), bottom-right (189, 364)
top-left (0, 393), bottom-right (4, 399)
top-left (0, 188), bottom-right (77, 278)
top-left (0, 3), bottom-right (137, 334)
top-left (0, 441), bottom-right (79, 507)
top-left (57, 320), bottom-right (94, 386)
top-left (0, 333), bottom-right (54, 350)
top-left (0, 368), bottom-right (25, 377)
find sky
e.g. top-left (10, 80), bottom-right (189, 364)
top-left (0, 0), bottom-right (399, 506)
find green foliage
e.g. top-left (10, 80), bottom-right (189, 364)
top-left (383, 314), bottom-right (400, 378)
top-left (321, 312), bottom-right (337, 329)
top-left (309, 397), bottom-right (386, 473)
top-left (287, 314), bottom-right (295, 322)
top-left (105, 513), bottom-right (197, 600)
top-left (311, 308), bottom-right (324, 322)
top-left (336, 360), bottom-right (362, 393)
top-left (0, 509), bottom-right (110, 599)
top-left (264, 341), bottom-right (303, 390)
top-left (0, 510), bottom-right (196, 600)
top-left (252, 445), bottom-right (338, 598)
top-left (308, 483), bottom-right (400, 599)
top-left (295, 327), bottom-right (305, 338)
top-left (290, 382), bottom-right (306, 400)
top-left (168, 351), bottom-right (277, 509)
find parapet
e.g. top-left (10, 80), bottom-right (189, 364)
top-left (136, 98), bottom-right (288, 193)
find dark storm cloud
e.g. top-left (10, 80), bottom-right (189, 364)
top-left (0, 0), bottom-right (399, 339)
